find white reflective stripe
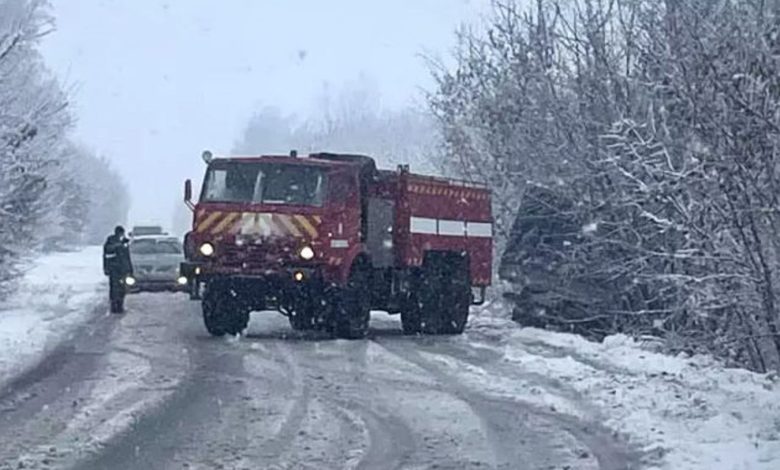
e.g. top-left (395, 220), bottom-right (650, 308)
top-left (438, 219), bottom-right (466, 236)
top-left (409, 216), bottom-right (493, 238)
top-left (330, 239), bottom-right (349, 248)
top-left (240, 213), bottom-right (257, 235)
top-left (257, 213), bottom-right (273, 237)
top-left (104, 253), bottom-right (117, 258)
top-left (466, 222), bottom-right (493, 238)
top-left (410, 216), bottom-right (437, 234)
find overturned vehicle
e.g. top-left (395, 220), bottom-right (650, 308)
top-left (498, 184), bottom-right (659, 340)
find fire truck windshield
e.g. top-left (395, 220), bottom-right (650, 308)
top-left (201, 162), bottom-right (326, 206)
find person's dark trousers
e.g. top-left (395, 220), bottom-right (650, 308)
top-left (109, 275), bottom-right (126, 313)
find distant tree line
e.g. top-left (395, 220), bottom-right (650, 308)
top-left (0, 0), bottom-right (128, 292)
top-left (429, 0), bottom-right (780, 372)
top-left (234, 77), bottom-right (438, 174)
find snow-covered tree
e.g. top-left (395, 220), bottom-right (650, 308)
top-left (0, 0), bottom-right (69, 284)
top-left (0, 0), bottom-right (129, 289)
top-left (431, 0), bottom-right (780, 371)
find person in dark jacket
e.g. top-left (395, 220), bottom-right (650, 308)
top-left (103, 225), bottom-right (134, 313)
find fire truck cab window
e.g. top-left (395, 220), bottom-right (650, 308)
top-left (201, 163), bottom-right (325, 206)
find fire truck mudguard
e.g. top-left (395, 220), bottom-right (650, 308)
top-left (181, 150), bottom-right (492, 338)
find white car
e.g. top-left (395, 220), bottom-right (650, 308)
top-left (127, 235), bottom-right (188, 292)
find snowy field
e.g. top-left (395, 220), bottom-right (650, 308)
top-left (1, 249), bottom-right (779, 469)
top-left (0, 246), bottom-right (105, 388)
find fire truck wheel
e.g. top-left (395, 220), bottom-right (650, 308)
top-left (415, 254), bottom-right (470, 335)
top-left (400, 292), bottom-right (421, 335)
top-left (202, 288), bottom-right (249, 337)
top-left (334, 264), bottom-right (371, 339)
top-left (202, 294), bottom-right (226, 337)
top-left (439, 260), bottom-right (470, 334)
top-left (418, 263), bottom-right (445, 335)
top-left (226, 307), bottom-right (250, 336)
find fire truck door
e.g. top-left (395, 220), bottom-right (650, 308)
top-left (367, 197), bottom-right (394, 268)
top-left (328, 170), bottom-right (361, 244)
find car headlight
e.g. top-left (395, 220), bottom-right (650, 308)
top-left (125, 276), bottom-right (136, 286)
top-left (299, 245), bottom-right (315, 260)
top-left (199, 242), bottom-right (215, 257)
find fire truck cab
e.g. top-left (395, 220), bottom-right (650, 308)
top-left (181, 150), bottom-right (492, 339)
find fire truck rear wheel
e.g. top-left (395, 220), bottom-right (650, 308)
top-left (439, 259), bottom-right (470, 334)
top-left (333, 264), bottom-right (371, 339)
top-left (415, 254), bottom-right (470, 335)
top-left (400, 292), bottom-right (421, 335)
top-left (418, 263), bottom-right (445, 335)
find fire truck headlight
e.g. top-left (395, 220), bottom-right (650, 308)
top-left (177, 276), bottom-right (188, 285)
top-left (199, 242), bottom-right (215, 257)
top-left (125, 276), bottom-right (136, 287)
top-left (299, 246), bottom-right (315, 260)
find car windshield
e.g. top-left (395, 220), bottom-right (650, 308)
top-left (201, 162), bottom-right (326, 206)
top-left (130, 239), bottom-right (182, 255)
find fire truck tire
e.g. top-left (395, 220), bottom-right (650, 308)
top-left (400, 294), bottom-right (421, 335)
top-left (439, 260), bottom-right (470, 334)
top-left (413, 254), bottom-right (470, 335)
top-left (418, 265), bottom-right (445, 335)
top-left (202, 294), bottom-right (226, 337)
top-left (228, 308), bottom-right (250, 335)
top-left (333, 264), bottom-right (371, 339)
top-left (202, 287), bottom-right (249, 337)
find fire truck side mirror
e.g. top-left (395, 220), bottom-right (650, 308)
top-left (184, 179), bottom-right (193, 203)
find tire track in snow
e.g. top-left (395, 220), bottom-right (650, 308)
top-left (261, 340), bottom-right (378, 469)
top-left (0, 305), bottom-right (124, 470)
top-left (234, 341), bottom-right (316, 467)
top-left (375, 338), bottom-right (640, 470)
top-left (264, 339), bottom-right (420, 470)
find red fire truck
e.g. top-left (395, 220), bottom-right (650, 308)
top-left (180, 151), bottom-right (492, 339)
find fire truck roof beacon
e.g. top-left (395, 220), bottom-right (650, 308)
top-left (290, 149), bottom-right (298, 158)
top-left (202, 150), bottom-right (214, 164)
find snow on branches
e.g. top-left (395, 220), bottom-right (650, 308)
top-left (430, 0), bottom-right (780, 372)
top-left (0, 0), bottom-right (128, 292)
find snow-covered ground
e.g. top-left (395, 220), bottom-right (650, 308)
top-left (2, 248), bottom-right (779, 469)
top-left (0, 246), bottom-right (104, 387)
top-left (468, 306), bottom-right (780, 470)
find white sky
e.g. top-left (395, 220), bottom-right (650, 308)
top-left (40, 0), bottom-right (487, 227)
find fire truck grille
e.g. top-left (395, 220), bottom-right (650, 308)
top-left (217, 244), bottom-right (293, 268)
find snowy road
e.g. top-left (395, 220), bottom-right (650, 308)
top-left (0, 291), bottom-right (639, 470)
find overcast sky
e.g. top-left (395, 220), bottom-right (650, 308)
top-left (40, 0), bottom-right (486, 227)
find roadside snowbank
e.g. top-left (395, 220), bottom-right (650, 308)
top-left (468, 310), bottom-right (780, 470)
top-left (0, 246), bottom-right (104, 387)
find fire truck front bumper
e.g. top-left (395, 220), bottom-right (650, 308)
top-left (180, 261), bottom-right (327, 310)
top-left (179, 261), bottom-right (320, 284)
